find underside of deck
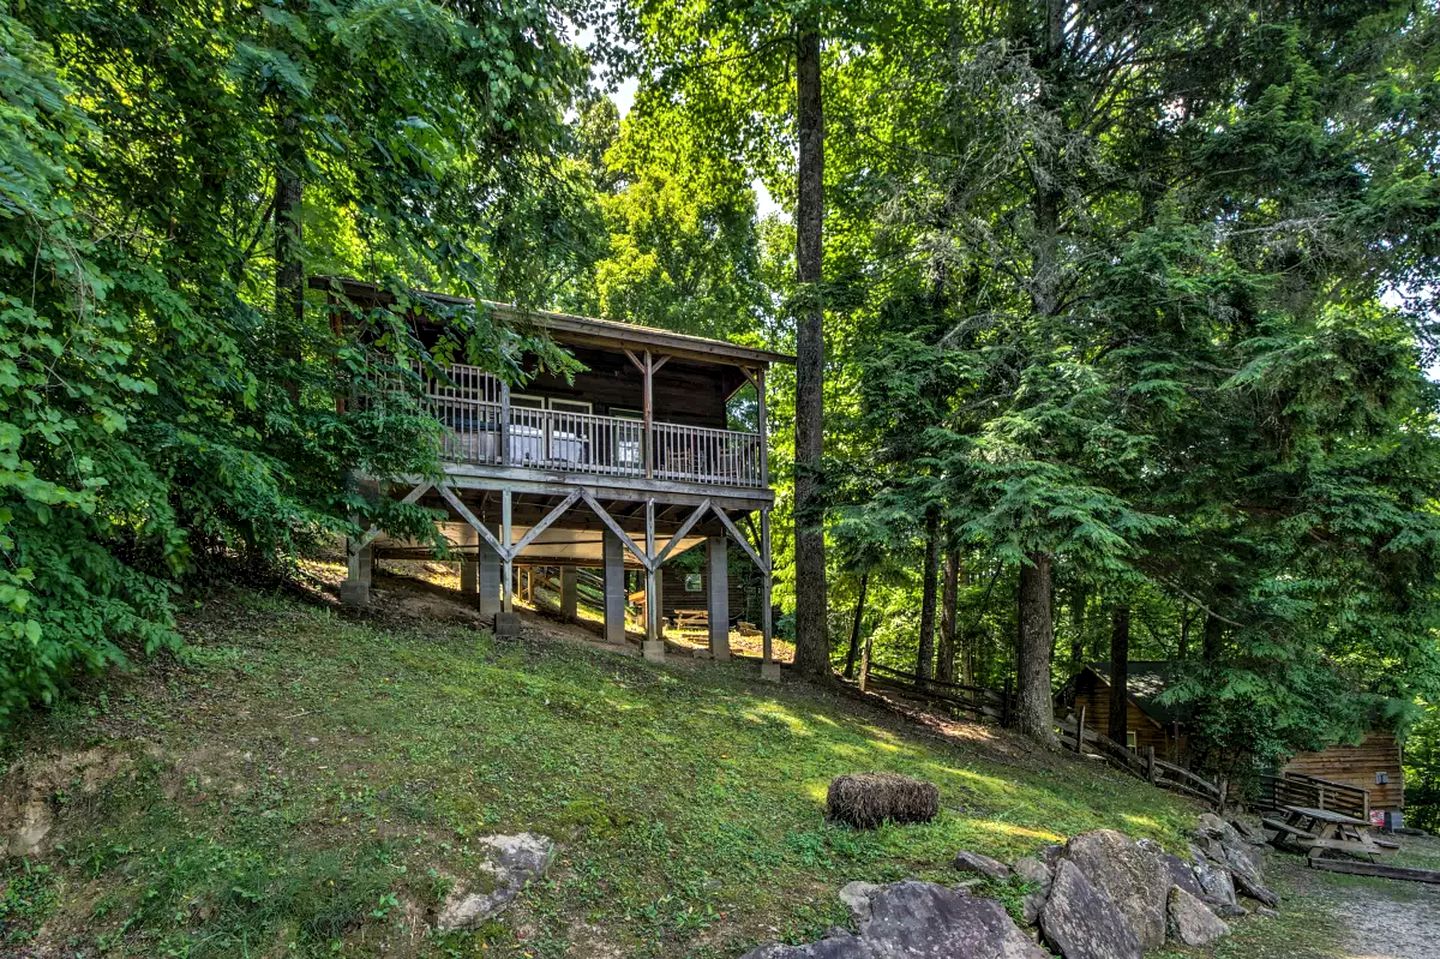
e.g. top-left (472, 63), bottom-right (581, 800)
top-left (342, 466), bottom-right (778, 678)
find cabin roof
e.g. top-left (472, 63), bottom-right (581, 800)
top-left (310, 276), bottom-right (794, 368)
top-left (1083, 661), bottom-right (1188, 726)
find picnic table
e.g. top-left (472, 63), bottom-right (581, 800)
top-left (1264, 805), bottom-right (1389, 861)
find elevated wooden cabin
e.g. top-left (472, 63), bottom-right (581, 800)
top-left (316, 277), bottom-right (791, 675)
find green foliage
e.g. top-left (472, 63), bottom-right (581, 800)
top-left (0, 0), bottom-right (591, 726)
top-left (1403, 702), bottom-right (1440, 833)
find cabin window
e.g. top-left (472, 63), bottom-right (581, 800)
top-left (508, 395), bottom-right (546, 464)
top-left (611, 407), bottom-right (643, 468)
top-left (685, 573), bottom-right (702, 593)
top-left (1126, 731), bottom-right (1138, 751)
top-left (1376, 771), bottom-right (1389, 785)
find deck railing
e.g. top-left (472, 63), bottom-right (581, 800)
top-left (385, 362), bottom-right (765, 488)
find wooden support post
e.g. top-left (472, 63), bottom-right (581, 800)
top-left (1076, 705), bottom-right (1086, 755)
top-left (757, 367), bottom-right (768, 487)
top-left (642, 499), bottom-right (664, 662)
top-left (643, 351), bottom-right (654, 479)
top-left (602, 531), bottom-right (626, 645)
top-left (501, 488), bottom-right (513, 613)
top-left (560, 565), bottom-right (578, 621)
top-left (459, 526), bottom-right (478, 599)
top-left (706, 535), bottom-right (730, 661)
top-left (341, 536), bottom-right (373, 607)
top-left (759, 507), bottom-right (779, 682)
top-left (1145, 745), bottom-right (1157, 784)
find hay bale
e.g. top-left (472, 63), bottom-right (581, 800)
top-left (826, 772), bottom-right (939, 829)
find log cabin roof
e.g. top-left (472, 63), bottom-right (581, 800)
top-left (1080, 662), bottom-right (1188, 726)
top-left (310, 276), bottom-right (795, 368)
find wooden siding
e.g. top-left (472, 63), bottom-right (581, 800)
top-left (1282, 731), bottom-right (1404, 811)
top-left (659, 564), bottom-right (753, 625)
top-left (522, 346), bottom-right (738, 429)
top-left (1070, 671), bottom-right (1187, 762)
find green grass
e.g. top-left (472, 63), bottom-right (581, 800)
top-left (3, 585), bottom-right (1205, 957)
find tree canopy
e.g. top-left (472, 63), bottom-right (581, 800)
top-left (4, 0), bottom-right (1440, 795)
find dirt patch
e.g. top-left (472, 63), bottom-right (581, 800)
top-left (1260, 834), bottom-right (1440, 959)
top-left (1, 746), bottom-right (149, 857)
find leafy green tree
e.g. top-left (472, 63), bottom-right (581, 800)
top-left (0, 0), bottom-right (589, 723)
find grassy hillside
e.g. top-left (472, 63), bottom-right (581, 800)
top-left (1, 582), bottom-right (1201, 958)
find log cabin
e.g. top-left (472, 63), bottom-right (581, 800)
top-left (1064, 661), bottom-right (1405, 816)
top-left (1279, 731), bottom-right (1404, 818)
top-left (314, 277), bottom-right (791, 677)
top-left (1064, 662), bottom-right (1189, 762)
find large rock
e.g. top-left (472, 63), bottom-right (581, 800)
top-left (1231, 868), bottom-right (1279, 908)
top-left (1167, 885), bottom-right (1229, 947)
top-left (1062, 830), bottom-right (1169, 950)
top-left (435, 833), bottom-right (556, 931)
top-left (953, 849), bottom-right (1012, 881)
top-left (1228, 817), bottom-right (1268, 846)
top-left (838, 881), bottom-right (881, 923)
top-left (744, 881), bottom-right (1048, 959)
top-left (1159, 851), bottom-right (1204, 900)
top-left (1012, 856), bottom-right (1052, 891)
top-left (1012, 856), bottom-right (1053, 925)
top-left (861, 882), bottom-right (1050, 959)
top-left (1040, 860), bottom-right (1142, 959)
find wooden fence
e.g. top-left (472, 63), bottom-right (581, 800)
top-left (1256, 771), bottom-right (1369, 821)
top-left (857, 662), bottom-right (1015, 726)
top-left (1056, 710), bottom-right (1225, 809)
top-left (847, 661), bottom-right (1222, 808)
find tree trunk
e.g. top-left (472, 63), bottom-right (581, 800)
top-left (1016, 552), bottom-right (1057, 745)
top-left (938, 547), bottom-right (959, 684)
top-left (1108, 604), bottom-right (1131, 744)
top-left (1011, 0), bottom-right (1065, 748)
top-left (842, 571), bottom-right (868, 680)
top-left (1202, 611), bottom-right (1224, 664)
top-left (916, 507), bottom-right (940, 679)
top-left (791, 24), bottom-right (829, 682)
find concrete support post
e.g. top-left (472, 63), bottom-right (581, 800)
top-left (560, 566), bottom-right (578, 621)
top-left (478, 543), bottom-right (501, 618)
top-left (707, 536), bottom-right (730, 661)
top-left (602, 531), bottom-right (626, 645)
top-left (341, 539), bottom-right (373, 607)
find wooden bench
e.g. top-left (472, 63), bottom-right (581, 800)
top-left (1262, 817), bottom-right (1318, 841)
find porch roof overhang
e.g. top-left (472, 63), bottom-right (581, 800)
top-left (310, 276), bottom-right (794, 369)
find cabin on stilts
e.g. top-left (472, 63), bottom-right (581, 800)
top-left (316, 276), bottom-right (791, 678)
